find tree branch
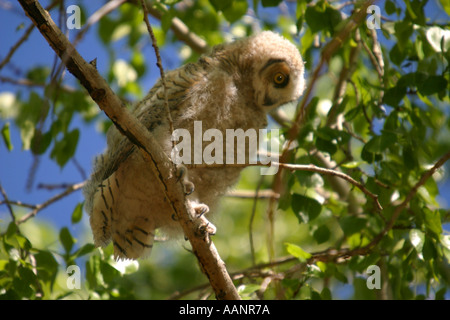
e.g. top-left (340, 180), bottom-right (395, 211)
top-left (145, 2), bottom-right (210, 54)
top-left (0, 181), bottom-right (16, 223)
top-left (17, 182), bottom-right (85, 225)
top-left (362, 150), bottom-right (450, 250)
top-left (189, 161), bottom-right (383, 212)
top-left (140, 0), bottom-right (174, 138)
top-left (17, 0), bottom-right (239, 300)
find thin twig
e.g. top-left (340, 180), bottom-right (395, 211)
top-left (0, 75), bottom-right (76, 92)
top-left (187, 161), bottom-right (383, 211)
top-left (17, 182), bottom-right (85, 225)
top-left (0, 200), bottom-right (36, 209)
top-left (145, 4), bottom-right (209, 54)
top-left (362, 150), bottom-right (450, 250)
top-left (0, 182), bottom-right (16, 223)
top-left (0, 23), bottom-right (34, 71)
top-left (249, 176), bottom-right (264, 266)
top-left (0, 0), bottom-right (60, 72)
top-left (140, 0), bottom-right (174, 144)
top-left (226, 189), bottom-right (280, 199)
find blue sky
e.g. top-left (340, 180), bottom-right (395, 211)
top-left (0, 0), bottom-right (449, 239)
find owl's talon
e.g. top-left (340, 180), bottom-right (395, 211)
top-left (194, 204), bottom-right (209, 217)
top-left (176, 164), bottom-right (195, 195)
top-left (205, 222), bottom-right (216, 236)
top-left (196, 220), bottom-right (217, 237)
top-left (176, 165), bottom-right (187, 182)
top-left (183, 181), bottom-right (195, 196)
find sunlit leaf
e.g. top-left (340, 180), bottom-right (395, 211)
top-left (71, 202), bottom-right (84, 224)
top-left (1, 122), bottom-right (13, 151)
top-left (292, 193), bottom-right (322, 223)
top-left (59, 227), bottom-right (75, 254)
top-left (285, 243), bottom-right (312, 262)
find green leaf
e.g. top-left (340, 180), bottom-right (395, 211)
top-left (435, 287), bottom-right (447, 300)
top-left (383, 85), bottom-right (406, 106)
top-left (26, 66), bottom-right (50, 85)
top-left (1, 122), bottom-right (13, 151)
top-left (100, 260), bottom-right (121, 283)
top-left (285, 243), bottom-right (312, 262)
top-left (261, 0), bottom-right (282, 7)
top-left (422, 237), bottom-right (437, 261)
top-left (344, 105), bottom-right (361, 121)
top-left (418, 75), bottom-right (448, 96)
top-left (13, 269), bottom-right (35, 298)
top-left (59, 227), bottom-right (75, 254)
top-left (385, 0), bottom-right (398, 15)
top-left (74, 243), bottom-right (96, 258)
top-left (5, 233), bottom-right (32, 251)
top-left (30, 129), bottom-right (52, 155)
top-left (315, 136), bottom-right (337, 155)
top-left (321, 287), bottom-right (332, 300)
top-left (209, 0), bottom-right (232, 11)
top-left (98, 15), bottom-right (115, 44)
top-left (402, 145), bottom-right (418, 170)
top-left (305, 3), bottom-right (341, 34)
top-left (34, 250), bottom-right (58, 286)
top-left (161, 9), bottom-right (176, 33)
top-left (339, 216), bottom-right (367, 237)
top-left (313, 225), bottom-right (331, 244)
top-left (423, 208), bottom-right (442, 237)
top-left (20, 120), bottom-right (34, 150)
top-left (440, 0), bottom-right (450, 16)
top-left (379, 161), bottom-right (401, 183)
top-left (85, 255), bottom-right (104, 289)
top-left (131, 50), bottom-right (146, 78)
top-left (425, 26), bottom-right (450, 53)
top-left (389, 43), bottom-right (407, 66)
top-left (71, 202), bottom-right (84, 224)
top-left (341, 161), bottom-right (363, 169)
top-left (292, 193), bottom-right (322, 223)
top-left (410, 229), bottom-right (425, 253)
top-left (365, 133), bottom-right (396, 154)
top-left (222, 0), bottom-right (248, 23)
top-left (50, 129), bottom-right (79, 167)
top-left (238, 283), bottom-right (261, 297)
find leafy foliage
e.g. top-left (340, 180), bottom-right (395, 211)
top-left (0, 0), bottom-right (449, 300)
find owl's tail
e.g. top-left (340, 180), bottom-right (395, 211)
top-left (89, 172), bottom-right (155, 260)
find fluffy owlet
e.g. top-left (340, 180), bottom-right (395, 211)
top-left (83, 31), bottom-right (305, 260)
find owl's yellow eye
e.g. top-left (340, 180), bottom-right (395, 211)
top-left (273, 72), bottom-right (289, 87)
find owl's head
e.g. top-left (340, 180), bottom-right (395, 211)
top-left (245, 31), bottom-right (305, 111)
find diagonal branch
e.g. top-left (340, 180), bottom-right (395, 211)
top-left (140, 0), bottom-right (174, 139)
top-left (188, 161), bottom-right (383, 211)
top-left (17, 182), bottom-right (85, 225)
top-left (18, 0), bottom-right (239, 300)
top-left (145, 2), bottom-right (210, 54)
top-left (0, 181), bottom-right (16, 223)
top-left (361, 150), bottom-right (450, 251)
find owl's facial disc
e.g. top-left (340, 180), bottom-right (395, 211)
top-left (255, 59), bottom-right (303, 110)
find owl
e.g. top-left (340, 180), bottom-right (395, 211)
top-left (83, 31), bottom-right (305, 260)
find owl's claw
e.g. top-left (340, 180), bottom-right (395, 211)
top-left (176, 164), bottom-right (195, 195)
top-left (198, 221), bottom-right (217, 237)
top-left (190, 202), bottom-right (216, 237)
top-left (194, 203), bottom-right (209, 217)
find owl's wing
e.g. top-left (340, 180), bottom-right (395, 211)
top-left (84, 61), bottom-right (208, 259)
